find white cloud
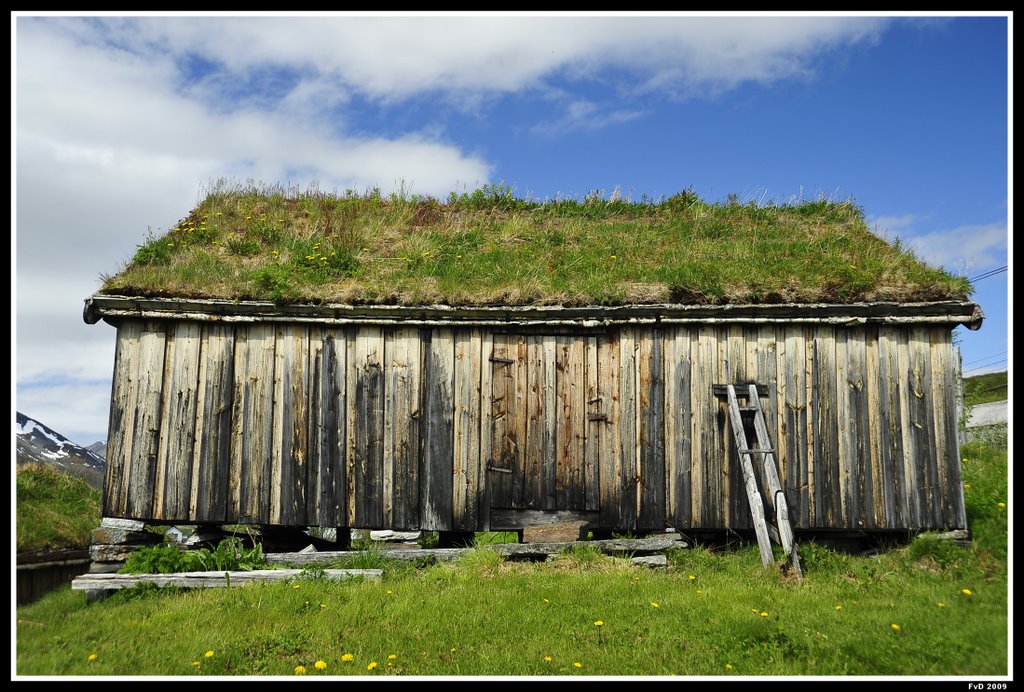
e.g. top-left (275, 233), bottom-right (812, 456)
top-left (901, 222), bottom-right (1008, 274)
top-left (530, 99), bottom-right (646, 136)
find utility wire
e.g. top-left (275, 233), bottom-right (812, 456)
top-left (968, 265), bottom-right (1008, 282)
top-left (963, 350), bottom-right (1008, 366)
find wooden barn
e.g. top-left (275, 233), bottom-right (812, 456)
top-left (84, 186), bottom-right (983, 542)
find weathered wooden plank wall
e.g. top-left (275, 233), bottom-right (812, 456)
top-left (102, 320), bottom-right (967, 532)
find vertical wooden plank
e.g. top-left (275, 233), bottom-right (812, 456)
top-left (598, 331), bottom-right (622, 528)
top-left (190, 324), bottom-right (234, 523)
top-left (882, 327), bottom-right (910, 528)
top-left (488, 334), bottom-right (515, 510)
top-left (897, 328), bottom-right (922, 528)
top-left (126, 321), bottom-right (167, 519)
top-left (666, 328), bottom-right (692, 530)
top-left (803, 327), bottom-right (816, 527)
top-left (452, 329), bottom-right (483, 530)
top-left (638, 329), bottom-right (665, 530)
top-left (307, 327), bottom-right (346, 529)
top-left (104, 321), bottom-right (142, 518)
top-left (229, 324), bottom-right (275, 524)
top-left (812, 328), bottom-right (840, 528)
top-left (556, 337), bottom-right (586, 510)
top-left (386, 328), bottom-right (421, 530)
top-left (931, 329), bottom-right (966, 528)
top-left (834, 328), bottom-right (852, 529)
top-left (353, 328), bottom-right (385, 528)
top-left (421, 329), bottom-right (454, 530)
top-left (756, 327), bottom-right (780, 506)
top-left (908, 326), bottom-right (939, 527)
top-left (156, 321), bottom-right (201, 521)
top-left (692, 328), bottom-right (717, 528)
top-left (618, 327), bottom-right (639, 531)
top-left (847, 327), bottom-right (872, 529)
top-left (524, 335), bottom-right (546, 510)
top-left (865, 326), bottom-right (889, 528)
top-left (584, 336), bottom-right (601, 512)
top-left (478, 333), bottom-right (494, 530)
top-left (779, 327), bottom-right (809, 528)
top-left (275, 325), bottom-right (310, 526)
top-left (720, 326), bottom-right (745, 528)
top-left (345, 331), bottom-right (357, 526)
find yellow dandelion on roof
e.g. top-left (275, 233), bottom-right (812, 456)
top-left (451, 647), bottom-right (457, 653)
top-left (696, 590), bottom-right (703, 594)
top-left (204, 650), bottom-right (214, 658)
top-left (192, 661), bottom-right (200, 667)
top-left (651, 602), bottom-right (660, 608)
top-left (88, 654), bottom-right (98, 662)
top-left (295, 665), bottom-right (306, 675)
top-left (574, 662), bottom-right (582, 669)
top-left (314, 660), bottom-right (327, 670)
top-left (167, 242), bottom-right (175, 247)
top-left (937, 602), bottom-right (946, 608)
top-left (544, 656), bottom-right (552, 663)
top-left (998, 502), bottom-right (1006, 508)
top-left (293, 584), bottom-right (300, 589)
top-left (543, 598), bottom-right (550, 603)
top-left (760, 612), bottom-right (769, 617)
top-left (891, 623), bottom-right (901, 632)
top-left (689, 575), bottom-right (696, 581)
top-left (725, 663), bottom-right (733, 670)
top-left (387, 589), bottom-right (394, 595)
top-left (610, 255), bottom-right (617, 259)
top-left (341, 653), bottom-right (354, 662)
top-left (834, 605), bottom-right (843, 610)
top-left (368, 661), bottom-right (378, 671)
top-left (362, 247), bottom-right (370, 251)
top-left (751, 608), bottom-right (759, 613)
top-left (319, 603), bottom-right (326, 608)
top-left (594, 620), bottom-right (604, 627)
top-left (962, 588), bottom-right (973, 596)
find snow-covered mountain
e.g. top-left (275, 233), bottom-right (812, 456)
top-left (15, 412), bottom-right (106, 488)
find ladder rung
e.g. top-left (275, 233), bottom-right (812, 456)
top-left (738, 406), bottom-right (758, 412)
top-left (738, 448), bottom-right (775, 455)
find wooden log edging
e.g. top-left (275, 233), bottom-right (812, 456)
top-left (71, 569), bottom-right (382, 592)
top-left (265, 536), bottom-right (689, 565)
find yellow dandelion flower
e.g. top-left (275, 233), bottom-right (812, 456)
top-left (167, 242), bottom-right (175, 247)
top-left (574, 662), bottom-right (582, 668)
top-left (834, 605), bottom-right (843, 610)
top-left (594, 620), bottom-right (604, 627)
top-left (341, 653), bottom-right (354, 662)
top-left (204, 650), bottom-right (214, 658)
top-left (963, 483), bottom-right (972, 488)
top-left (610, 255), bottom-right (617, 259)
top-left (760, 612), bottom-right (769, 617)
top-left (544, 655), bottom-right (552, 662)
top-left (689, 575), bottom-right (696, 581)
top-left (368, 661), bottom-right (378, 671)
top-left (295, 665), bottom-right (306, 675)
top-left (387, 589), bottom-right (394, 595)
top-left (650, 602), bottom-right (660, 608)
top-left (362, 247), bottom-right (370, 251)
top-left (456, 255), bottom-right (462, 259)
top-left (543, 598), bottom-right (550, 603)
top-left (314, 660), bottom-right (327, 670)
top-left (320, 603), bottom-right (326, 608)
top-left (751, 608), bottom-right (759, 613)
top-left (215, 212), bottom-right (223, 216)
top-left (192, 661), bottom-right (200, 667)
top-left (891, 623), bottom-right (901, 632)
top-left (696, 590), bottom-right (703, 594)
top-left (293, 584), bottom-right (300, 589)
top-left (937, 602), bottom-right (946, 608)
top-left (998, 502), bottom-right (1006, 508)
top-left (725, 663), bottom-right (733, 670)
top-left (962, 588), bottom-right (973, 596)
top-left (388, 654), bottom-right (397, 660)
top-left (451, 647), bottom-right (457, 653)
top-left (88, 653), bottom-right (98, 662)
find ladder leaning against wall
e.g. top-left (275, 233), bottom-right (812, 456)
top-left (716, 383), bottom-right (802, 580)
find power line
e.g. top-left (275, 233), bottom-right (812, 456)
top-left (963, 350), bottom-right (1008, 366)
top-left (968, 265), bottom-right (1007, 282)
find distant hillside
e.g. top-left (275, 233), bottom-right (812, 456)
top-left (964, 371), bottom-right (1008, 406)
top-left (15, 412), bottom-right (106, 489)
top-left (16, 463), bottom-right (102, 552)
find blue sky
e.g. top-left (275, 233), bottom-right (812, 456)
top-left (13, 12), bottom-right (1010, 446)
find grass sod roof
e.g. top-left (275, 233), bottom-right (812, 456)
top-left (99, 182), bottom-right (972, 308)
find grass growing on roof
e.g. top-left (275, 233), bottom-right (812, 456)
top-left (100, 180), bottom-right (970, 306)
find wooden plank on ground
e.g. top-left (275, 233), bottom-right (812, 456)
top-left (72, 569), bottom-right (382, 591)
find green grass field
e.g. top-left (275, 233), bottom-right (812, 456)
top-left (15, 438), bottom-right (1007, 678)
top-left (16, 464), bottom-right (102, 553)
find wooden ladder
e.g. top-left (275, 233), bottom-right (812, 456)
top-left (721, 384), bottom-right (802, 579)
